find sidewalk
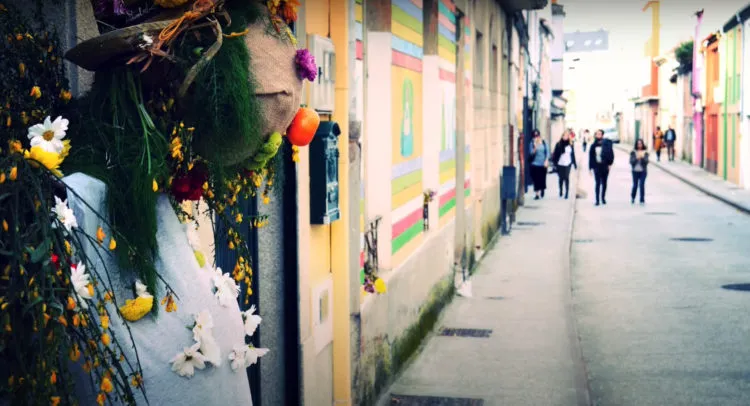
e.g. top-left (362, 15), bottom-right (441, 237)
top-left (379, 170), bottom-right (589, 406)
top-left (614, 143), bottom-right (750, 214)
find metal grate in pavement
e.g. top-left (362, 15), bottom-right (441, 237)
top-left (439, 328), bottom-right (493, 338)
top-left (523, 205), bottom-right (540, 209)
top-left (573, 239), bottom-right (594, 243)
top-left (722, 283), bottom-right (750, 292)
top-left (390, 394), bottom-right (484, 405)
top-left (484, 296), bottom-right (505, 300)
top-left (516, 221), bottom-right (543, 226)
top-left (646, 211), bottom-right (676, 215)
top-left (669, 237), bottom-right (713, 242)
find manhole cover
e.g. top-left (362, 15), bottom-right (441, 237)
top-left (573, 239), bottom-right (594, 243)
top-left (390, 394), bottom-right (484, 405)
top-left (722, 283), bottom-right (750, 292)
top-left (670, 237), bottom-right (713, 242)
top-left (646, 212), bottom-right (676, 215)
top-left (516, 221), bottom-right (543, 226)
top-left (439, 328), bottom-right (492, 338)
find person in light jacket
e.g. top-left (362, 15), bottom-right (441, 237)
top-left (588, 129), bottom-right (615, 206)
top-left (528, 129), bottom-right (549, 200)
top-left (629, 138), bottom-right (649, 204)
top-left (551, 130), bottom-right (577, 199)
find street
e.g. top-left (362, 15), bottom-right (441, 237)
top-left (573, 148), bottom-right (750, 405)
top-left (382, 146), bottom-right (750, 405)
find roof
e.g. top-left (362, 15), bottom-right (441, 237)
top-left (723, 3), bottom-right (750, 33)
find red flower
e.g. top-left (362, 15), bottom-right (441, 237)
top-left (170, 162), bottom-right (208, 202)
top-left (50, 254), bottom-right (60, 267)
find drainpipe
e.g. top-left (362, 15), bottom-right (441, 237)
top-left (737, 12), bottom-right (746, 187)
top-left (361, 0), bottom-right (369, 254)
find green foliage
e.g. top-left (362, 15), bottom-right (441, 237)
top-left (674, 40), bottom-right (693, 75)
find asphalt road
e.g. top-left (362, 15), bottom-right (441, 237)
top-left (572, 148), bottom-right (750, 406)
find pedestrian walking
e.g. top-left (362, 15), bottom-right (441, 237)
top-left (582, 129), bottom-right (589, 152)
top-left (551, 130), bottom-right (577, 199)
top-left (653, 126), bottom-right (664, 161)
top-left (588, 129), bottom-right (615, 206)
top-left (664, 124), bottom-right (677, 161)
top-left (528, 129), bottom-right (550, 200)
top-left (629, 138), bottom-right (649, 204)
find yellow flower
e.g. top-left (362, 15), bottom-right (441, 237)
top-left (161, 293), bottom-right (177, 313)
top-left (96, 227), bottom-right (105, 244)
top-left (263, 196), bottom-right (270, 205)
top-left (108, 238), bottom-right (116, 251)
top-left (100, 376), bottom-right (113, 393)
top-left (8, 140), bottom-right (22, 154)
top-left (228, 241), bottom-right (235, 250)
top-left (374, 278), bottom-right (387, 294)
top-left (0, 173), bottom-right (5, 183)
top-left (59, 90), bottom-right (72, 102)
top-left (50, 370), bottom-right (57, 384)
top-left (194, 250), bottom-right (206, 268)
top-left (24, 146), bottom-right (64, 177)
top-left (72, 313), bottom-right (80, 327)
top-left (29, 86), bottom-right (41, 99)
top-left (87, 284), bottom-right (94, 297)
top-left (235, 213), bottom-right (243, 223)
top-left (66, 296), bottom-right (76, 310)
top-left (152, 179), bottom-right (158, 192)
top-left (18, 63), bottom-right (25, 78)
top-left (64, 240), bottom-right (71, 254)
top-left (9, 166), bottom-right (17, 181)
top-left (69, 344), bottom-right (81, 361)
top-left (101, 333), bottom-right (111, 346)
top-left (59, 140), bottom-right (71, 160)
top-left (2, 220), bottom-right (7, 231)
top-left (100, 314), bottom-right (109, 329)
top-left (50, 396), bottom-right (61, 406)
top-left (57, 315), bottom-right (67, 327)
top-left (131, 374), bottom-right (143, 388)
top-left (96, 392), bottom-right (105, 406)
top-left (104, 291), bottom-right (113, 303)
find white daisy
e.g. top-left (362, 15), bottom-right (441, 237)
top-left (51, 196), bottom-right (77, 233)
top-left (70, 262), bottom-right (92, 309)
top-left (228, 344), bottom-right (269, 371)
top-left (170, 342), bottom-right (206, 378)
top-left (242, 305), bottom-right (262, 337)
top-left (134, 280), bottom-right (153, 299)
top-left (192, 310), bottom-right (221, 366)
top-left (211, 267), bottom-right (239, 307)
top-left (27, 116), bottom-right (69, 153)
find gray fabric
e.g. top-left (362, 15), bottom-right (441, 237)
top-left (529, 140), bottom-right (549, 166)
top-left (63, 173), bottom-right (253, 405)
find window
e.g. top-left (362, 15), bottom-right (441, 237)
top-left (490, 45), bottom-right (498, 92)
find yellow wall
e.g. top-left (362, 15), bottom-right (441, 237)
top-left (305, 0), bottom-right (352, 403)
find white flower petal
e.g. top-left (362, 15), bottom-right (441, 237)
top-left (171, 343), bottom-right (206, 378)
top-left (244, 346), bottom-right (269, 366)
top-left (43, 116), bottom-right (52, 128)
top-left (27, 123), bottom-right (45, 139)
top-left (135, 280), bottom-right (153, 298)
top-left (243, 305), bottom-right (262, 337)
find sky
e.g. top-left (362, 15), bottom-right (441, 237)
top-left (559, 0), bottom-right (747, 127)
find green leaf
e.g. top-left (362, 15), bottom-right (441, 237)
top-left (29, 239), bottom-right (51, 263)
top-left (22, 296), bottom-right (43, 315)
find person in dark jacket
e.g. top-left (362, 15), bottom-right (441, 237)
top-left (588, 129), bottom-right (615, 206)
top-left (629, 138), bottom-right (649, 204)
top-left (551, 130), bottom-right (577, 199)
top-left (664, 124), bottom-right (677, 162)
top-left (528, 129), bottom-right (549, 200)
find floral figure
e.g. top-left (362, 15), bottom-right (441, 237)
top-left (27, 116), bottom-right (68, 153)
top-left (242, 305), bottom-right (262, 337)
top-left (119, 280), bottom-right (154, 322)
top-left (70, 263), bottom-right (93, 309)
top-left (51, 196), bottom-right (77, 233)
top-left (170, 342), bottom-right (206, 378)
top-left (211, 267), bottom-right (240, 308)
top-left (192, 310), bottom-right (221, 366)
top-left (295, 49), bottom-right (317, 82)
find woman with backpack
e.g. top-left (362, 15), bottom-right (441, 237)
top-left (528, 129), bottom-right (550, 200)
top-left (551, 130), bottom-right (577, 199)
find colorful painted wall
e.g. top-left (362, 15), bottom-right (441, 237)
top-left (390, 0), bottom-right (425, 266)
top-left (723, 26), bottom-right (741, 184)
top-left (437, 0), bottom-right (458, 228)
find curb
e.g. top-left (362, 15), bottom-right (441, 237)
top-left (565, 164), bottom-right (593, 406)
top-left (613, 144), bottom-right (750, 215)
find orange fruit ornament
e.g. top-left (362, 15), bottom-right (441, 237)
top-left (286, 107), bottom-right (320, 147)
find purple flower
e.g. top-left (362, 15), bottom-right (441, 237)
top-left (295, 49), bottom-right (317, 82)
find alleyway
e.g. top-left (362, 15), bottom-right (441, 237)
top-left (381, 146), bottom-right (750, 406)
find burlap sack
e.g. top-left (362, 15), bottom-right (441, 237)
top-left (244, 18), bottom-right (303, 140)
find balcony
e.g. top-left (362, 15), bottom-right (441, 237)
top-left (498, 0), bottom-right (548, 12)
